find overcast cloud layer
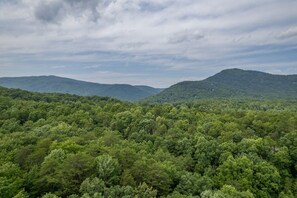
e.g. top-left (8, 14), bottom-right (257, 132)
top-left (1, 0), bottom-right (297, 87)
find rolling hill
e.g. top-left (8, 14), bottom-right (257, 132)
top-left (146, 68), bottom-right (297, 102)
top-left (0, 75), bottom-right (163, 101)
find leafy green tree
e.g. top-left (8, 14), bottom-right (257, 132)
top-left (13, 190), bottom-right (29, 198)
top-left (0, 162), bottom-right (23, 198)
top-left (278, 191), bottom-right (295, 198)
top-left (252, 161), bottom-right (280, 196)
top-left (22, 165), bottom-right (40, 197)
top-left (175, 172), bottom-right (213, 196)
top-left (111, 111), bottom-right (134, 138)
top-left (201, 185), bottom-right (254, 198)
top-left (104, 185), bottom-right (135, 197)
top-left (136, 183), bottom-right (157, 198)
top-left (81, 192), bottom-right (104, 198)
top-left (194, 136), bottom-right (221, 173)
top-left (41, 192), bottom-right (60, 198)
top-left (95, 154), bottom-right (121, 186)
top-left (80, 177), bottom-right (105, 195)
top-left (25, 138), bottom-right (52, 167)
top-left (59, 153), bottom-right (94, 196)
top-left (131, 158), bottom-right (173, 195)
top-left (53, 139), bottom-right (83, 153)
top-left (0, 118), bottom-right (20, 134)
top-left (216, 156), bottom-right (253, 191)
top-left (166, 191), bottom-right (190, 198)
top-left (38, 149), bottom-right (66, 194)
top-left (97, 130), bottom-right (122, 147)
top-left (112, 147), bottom-right (138, 169)
top-left (280, 130), bottom-right (297, 173)
top-left (271, 147), bottom-right (291, 177)
top-left (121, 169), bottom-right (137, 187)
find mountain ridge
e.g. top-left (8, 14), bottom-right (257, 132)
top-left (1, 68), bottom-right (296, 102)
top-left (0, 75), bottom-right (163, 101)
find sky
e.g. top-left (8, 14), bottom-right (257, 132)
top-left (0, 0), bottom-right (297, 88)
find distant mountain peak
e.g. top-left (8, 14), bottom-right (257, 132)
top-left (214, 68), bottom-right (263, 75)
top-left (221, 68), bottom-right (244, 72)
top-left (146, 69), bottom-right (297, 103)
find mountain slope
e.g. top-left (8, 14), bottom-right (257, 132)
top-left (146, 68), bottom-right (297, 102)
top-left (0, 75), bottom-right (162, 101)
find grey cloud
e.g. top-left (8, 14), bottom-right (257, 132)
top-left (119, 42), bottom-right (147, 49)
top-left (65, 0), bottom-right (98, 8)
top-left (168, 31), bottom-right (204, 44)
top-left (139, 1), bottom-right (169, 12)
top-left (51, 65), bottom-right (66, 69)
top-left (0, 0), bottom-right (21, 5)
top-left (64, 0), bottom-right (101, 21)
top-left (33, 0), bottom-right (162, 24)
top-left (34, 0), bottom-right (103, 23)
top-left (278, 27), bottom-right (297, 39)
top-left (35, 1), bottom-right (66, 23)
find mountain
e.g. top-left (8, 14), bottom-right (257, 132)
top-left (135, 85), bottom-right (164, 95)
top-left (146, 68), bottom-right (297, 102)
top-left (0, 75), bottom-right (163, 101)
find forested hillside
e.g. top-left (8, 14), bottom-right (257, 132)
top-left (147, 69), bottom-right (297, 103)
top-left (0, 76), bottom-right (162, 101)
top-left (0, 86), bottom-right (296, 198)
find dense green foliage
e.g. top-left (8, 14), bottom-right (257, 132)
top-left (0, 86), bottom-right (297, 198)
top-left (147, 69), bottom-right (297, 103)
top-left (0, 76), bottom-right (162, 101)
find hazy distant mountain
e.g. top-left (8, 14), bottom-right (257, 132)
top-left (145, 68), bottom-right (297, 102)
top-left (0, 75), bottom-right (163, 101)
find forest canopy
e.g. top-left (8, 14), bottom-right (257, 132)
top-left (0, 86), bottom-right (296, 198)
